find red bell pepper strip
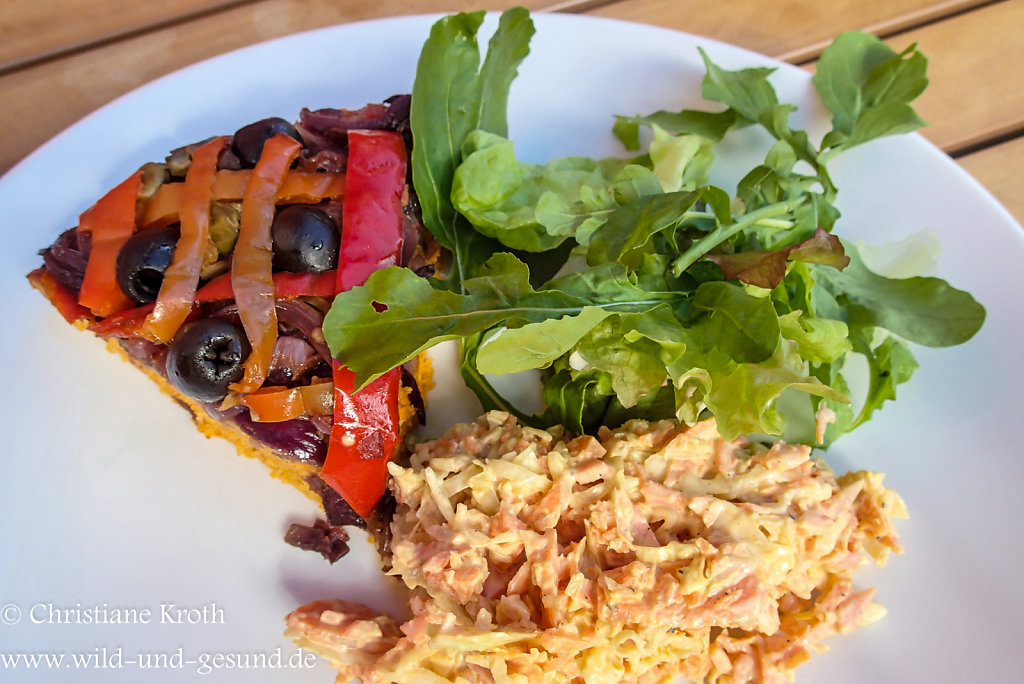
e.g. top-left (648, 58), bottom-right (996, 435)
top-left (229, 133), bottom-right (303, 394)
top-left (320, 130), bottom-right (407, 518)
top-left (27, 267), bottom-right (95, 325)
top-left (89, 270), bottom-right (338, 338)
top-left (87, 303), bottom-right (155, 337)
top-left (195, 269), bottom-right (337, 302)
top-left (142, 136), bottom-right (228, 343)
top-left (76, 170), bottom-right (143, 316)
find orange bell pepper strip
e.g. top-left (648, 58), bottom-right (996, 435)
top-left (141, 136), bottom-right (228, 343)
top-left (235, 380), bottom-right (334, 422)
top-left (321, 130), bottom-right (407, 518)
top-left (76, 170), bottom-right (143, 316)
top-left (140, 169), bottom-right (345, 229)
top-left (229, 133), bottom-right (303, 394)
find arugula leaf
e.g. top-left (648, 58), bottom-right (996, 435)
top-left (812, 243), bottom-right (985, 347)
top-left (585, 190), bottom-right (704, 263)
top-left (410, 9), bottom-right (534, 284)
top-left (613, 108), bottom-right (739, 149)
top-left (698, 51), bottom-right (779, 123)
top-left (474, 9), bottom-right (534, 135)
top-left (540, 365), bottom-right (615, 434)
top-left (458, 333), bottom-right (535, 423)
top-left (850, 330), bottom-right (919, 430)
top-left (324, 12), bottom-right (984, 448)
top-left (324, 254), bottom-right (683, 389)
top-left (697, 50), bottom-right (836, 199)
top-left (587, 186), bottom-right (732, 266)
top-left (814, 32), bottom-right (928, 153)
top-left (575, 313), bottom-right (678, 407)
top-left (323, 253), bottom-right (586, 386)
top-left (475, 307), bottom-right (611, 374)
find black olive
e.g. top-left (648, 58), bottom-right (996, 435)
top-left (116, 226), bottom-right (179, 304)
top-left (271, 205), bottom-right (340, 273)
top-left (231, 117), bottom-right (303, 167)
top-left (165, 318), bottom-right (251, 403)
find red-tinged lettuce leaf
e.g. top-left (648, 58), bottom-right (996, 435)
top-left (707, 228), bottom-right (849, 288)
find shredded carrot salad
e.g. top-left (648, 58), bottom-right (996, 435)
top-left (287, 411), bottom-right (905, 684)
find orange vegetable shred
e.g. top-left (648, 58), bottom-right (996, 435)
top-left (141, 136), bottom-right (228, 343)
top-left (229, 133), bottom-right (303, 394)
top-left (140, 169), bottom-right (344, 229)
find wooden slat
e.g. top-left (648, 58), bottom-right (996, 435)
top-left (2, 0), bottom-right (1019, 175)
top-left (586, 0), bottom-right (991, 62)
top-left (0, 0), bottom-right (252, 72)
top-left (958, 137), bottom-right (1024, 228)
top-left (875, 1), bottom-right (1024, 154)
top-left (0, 0), bottom-right (555, 176)
top-left (592, 0), bottom-right (1023, 155)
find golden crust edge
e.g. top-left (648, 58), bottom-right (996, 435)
top-left (104, 338), bottom-right (323, 501)
top-left (102, 337), bottom-right (434, 508)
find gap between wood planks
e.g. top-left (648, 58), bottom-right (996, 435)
top-left (5, 0), bottom-right (1016, 157)
top-left (778, 0), bottom-right (1006, 64)
top-left (774, 0), bottom-right (1019, 159)
top-left (0, 0), bottom-right (610, 76)
top-left (949, 124), bottom-right (1024, 160)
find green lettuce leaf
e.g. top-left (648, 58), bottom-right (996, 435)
top-left (451, 130), bottom-right (626, 251)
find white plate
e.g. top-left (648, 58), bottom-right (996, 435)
top-left (2, 12), bottom-right (1022, 684)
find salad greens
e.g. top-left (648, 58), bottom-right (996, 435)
top-left (323, 8), bottom-right (985, 445)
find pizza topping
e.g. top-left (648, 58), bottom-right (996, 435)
top-left (232, 116), bottom-right (304, 168)
top-left (234, 379), bottom-right (334, 423)
top-left (271, 205), bottom-right (340, 273)
top-left (224, 405), bottom-right (327, 466)
top-left (166, 318), bottom-right (250, 403)
top-left (142, 136), bottom-right (229, 343)
top-left (76, 170), bottom-right (144, 317)
top-left (31, 99), bottom-right (433, 526)
top-left (266, 335), bottom-right (320, 385)
top-left (230, 133), bottom-right (303, 394)
top-left (194, 269), bottom-right (337, 302)
top-left (284, 519), bottom-right (351, 564)
top-left (208, 201), bottom-right (242, 255)
top-left (114, 225), bottom-right (180, 304)
top-left (26, 267), bottom-right (93, 325)
top-left (140, 169), bottom-right (344, 229)
top-left (320, 130), bottom-right (408, 519)
top-left (39, 227), bottom-right (89, 293)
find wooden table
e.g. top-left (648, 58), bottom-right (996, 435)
top-left (2, 0), bottom-right (1020, 226)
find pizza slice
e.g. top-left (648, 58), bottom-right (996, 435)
top-left (27, 95), bottom-right (440, 550)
